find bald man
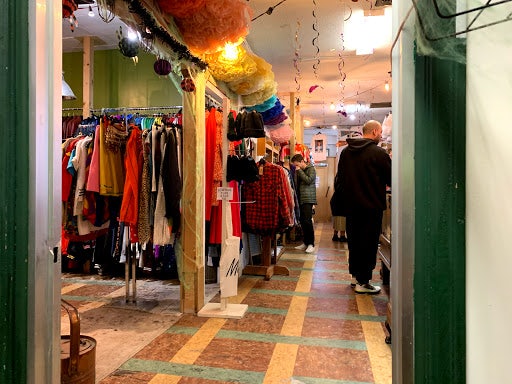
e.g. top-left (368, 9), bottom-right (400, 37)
top-left (334, 120), bottom-right (391, 294)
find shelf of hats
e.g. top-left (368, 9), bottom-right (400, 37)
top-left (101, 0), bottom-right (294, 149)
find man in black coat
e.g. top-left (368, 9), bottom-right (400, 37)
top-left (336, 120), bottom-right (391, 294)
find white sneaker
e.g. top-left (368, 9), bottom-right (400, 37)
top-left (294, 244), bottom-right (307, 251)
top-left (355, 283), bottom-right (381, 295)
top-left (305, 245), bottom-right (315, 253)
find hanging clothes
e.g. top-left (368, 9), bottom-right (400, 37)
top-left (119, 124), bottom-right (143, 243)
top-left (99, 116), bottom-right (125, 196)
top-left (241, 161), bottom-right (294, 235)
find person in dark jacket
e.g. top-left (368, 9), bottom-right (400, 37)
top-left (337, 120), bottom-right (391, 294)
top-left (291, 153), bottom-right (317, 253)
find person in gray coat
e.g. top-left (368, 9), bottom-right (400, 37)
top-left (291, 153), bottom-right (317, 253)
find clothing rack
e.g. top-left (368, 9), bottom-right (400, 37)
top-left (91, 105), bottom-right (182, 114)
top-left (205, 94), bottom-right (222, 108)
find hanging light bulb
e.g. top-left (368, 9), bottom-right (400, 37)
top-left (330, 102), bottom-right (335, 110)
top-left (223, 43), bottom-right (239, 60)
top-left (384, 80), bottom-right (390, 91)
top-left (88, 5), bottom-right (94, 17)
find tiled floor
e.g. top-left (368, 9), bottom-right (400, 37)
top-left (61, 222), bottom-right (391, 384)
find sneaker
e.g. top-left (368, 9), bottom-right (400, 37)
top-left (294, 244), bottom-right (307, 251)
top-left (332, 235), bottom-right (340, 241)
top-left (355, 283), bottom-right (381, 295)
top-left (350, 276), bottom-right (357, 287)
top-left (305, 245), bottom-right (315, 253)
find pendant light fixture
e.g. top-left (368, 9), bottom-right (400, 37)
top-left (62, 73), bottom-right (76, 100)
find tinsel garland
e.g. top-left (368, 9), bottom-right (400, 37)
top-left (122, 0), bottom-right (208, 70)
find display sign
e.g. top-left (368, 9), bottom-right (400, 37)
top-left (217, 187), bottom-right (233, 201)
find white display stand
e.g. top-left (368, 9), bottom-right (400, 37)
top-left (198, 85), bottom-right (248, 319)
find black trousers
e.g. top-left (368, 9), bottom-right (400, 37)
top-left (346, 209), bottom-right (383, 284)
top-left (299, 203), bottom-right (315, 246)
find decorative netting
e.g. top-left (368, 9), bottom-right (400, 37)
top-left (414, 0), bottom-right (512, 64)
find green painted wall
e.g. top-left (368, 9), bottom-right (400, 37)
top-left (63, 50), bottom-right (182, 111)
top-left (414, 55), bottom-right (466, 383)
top-left (0, 1), bottom-right (29, 383)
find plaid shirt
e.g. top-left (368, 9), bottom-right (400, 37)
top-left (242, 162), bottom-right (294, 234)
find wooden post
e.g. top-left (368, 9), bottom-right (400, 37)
top-left (180, 71), bottom-right (206, 313)
top-left (82, 36), bottom-right (93, 116)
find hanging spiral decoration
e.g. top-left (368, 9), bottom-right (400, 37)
top-left (312, 0), bottom-right (320, 80)
top-left (97, 0), bottom-right (116, 23)
top-left (293, 20), bottom-right (302, 92)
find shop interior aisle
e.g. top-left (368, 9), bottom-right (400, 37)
top-left (61, 222), bottom-right (391, 383)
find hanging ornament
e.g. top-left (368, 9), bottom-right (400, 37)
top-left (153, 58), bottom-right (172, 76)
top-left (180, 78), bottom-right (196, 92)
top-left (116, 26), bottom-right (139, 64)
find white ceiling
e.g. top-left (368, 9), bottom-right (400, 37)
top-left (63, 0), bottom-right (393, 129)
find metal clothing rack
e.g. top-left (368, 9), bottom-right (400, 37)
top-left (91, 105), bottom-right (182, 114)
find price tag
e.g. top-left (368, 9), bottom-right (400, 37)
top-left (217, 187), bottom-right (233, 201)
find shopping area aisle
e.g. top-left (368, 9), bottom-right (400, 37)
top-left (61, 222), bottom-right (391, 383)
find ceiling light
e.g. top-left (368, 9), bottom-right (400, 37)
top-left (385, 81), bottom-right (390, 91)
top-left (332, 125), bottom-right (337, 129)
top-left (88, 5), bottom-right (94, 17)
top-left (344, 8), bottom-right (392, 54)
top-left (330, 102), bottom-right (335, 110)
top-left (304, 119), bottom-right (311, 127)
top-left (62, 73), bottom-right (76, 100)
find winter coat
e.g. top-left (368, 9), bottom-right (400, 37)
top-left (295, 163), bottom-right (317, 204)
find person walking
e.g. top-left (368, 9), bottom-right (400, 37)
top-left (335, 120), bottom-right (391, 294)
top-left (291, 153), bottom-right (317, 254)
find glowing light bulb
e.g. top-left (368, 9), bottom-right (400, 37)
top-left (88, 5), bottom-right (94, 17)
top-left (127, 30), bottom-right (138, 41)
top-left (384, 81), bottom-right (390, 91)
top-left (349, 114), bottom-right (356, 121)
top-left (330, 102), bottom-right (335, 110)
top-left (223, 43), bottom-right (239, 60)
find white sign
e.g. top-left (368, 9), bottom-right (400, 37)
top-left (217, 187), bottom-right (233, 201)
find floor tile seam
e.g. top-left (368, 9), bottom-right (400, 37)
top-left (61, 294), bottom-right (113, 303)
top-left (123, 358), bottom-right (265, 384)
top-left (61, 277), bottom-right (126, 286)
top-left (123, 358), bottom-right (373, 384)
top-left (249, 288), bottom-right (390, 302)
top-left (167, 323), bottom-right (370, 344)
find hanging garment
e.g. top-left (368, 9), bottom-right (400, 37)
top-left (137, 130), bottom-right (152, 245)
top-left (120, 125), bottom-right (143, 243)
top-left (99, 117), bottom-right (125, 196)
top-left (205, 107), bottom-right (218, 221)
top-left (161, 127), bottom-right (182, 230)
top-left (153, 127), bottom-right (173, 245)
top-left (241, 162), bottom-right (294, 234)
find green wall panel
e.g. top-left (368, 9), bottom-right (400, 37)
top-left (63, 50), bottom-right (181, 111)
top-left (414, 55), bottom-right (466, 383)
top-left (0, 1), bottom-right (29, 383)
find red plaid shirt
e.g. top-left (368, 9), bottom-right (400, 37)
top-left (242, 162), bottom-right (294, 234)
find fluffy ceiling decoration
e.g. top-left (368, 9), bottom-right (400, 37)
top-left (204, 45), bottom-right (258, 83)
top-left (172, 0), bottom-right (253, 54)
top-left (227, 54), bottom-right (274, 96)
top-left (155, 0), bottom-right (206, 19)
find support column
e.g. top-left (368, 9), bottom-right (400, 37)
top-left (82, 36), bottom-right (94, 116)
top-left (180, 71), bottom-right (206, 313)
